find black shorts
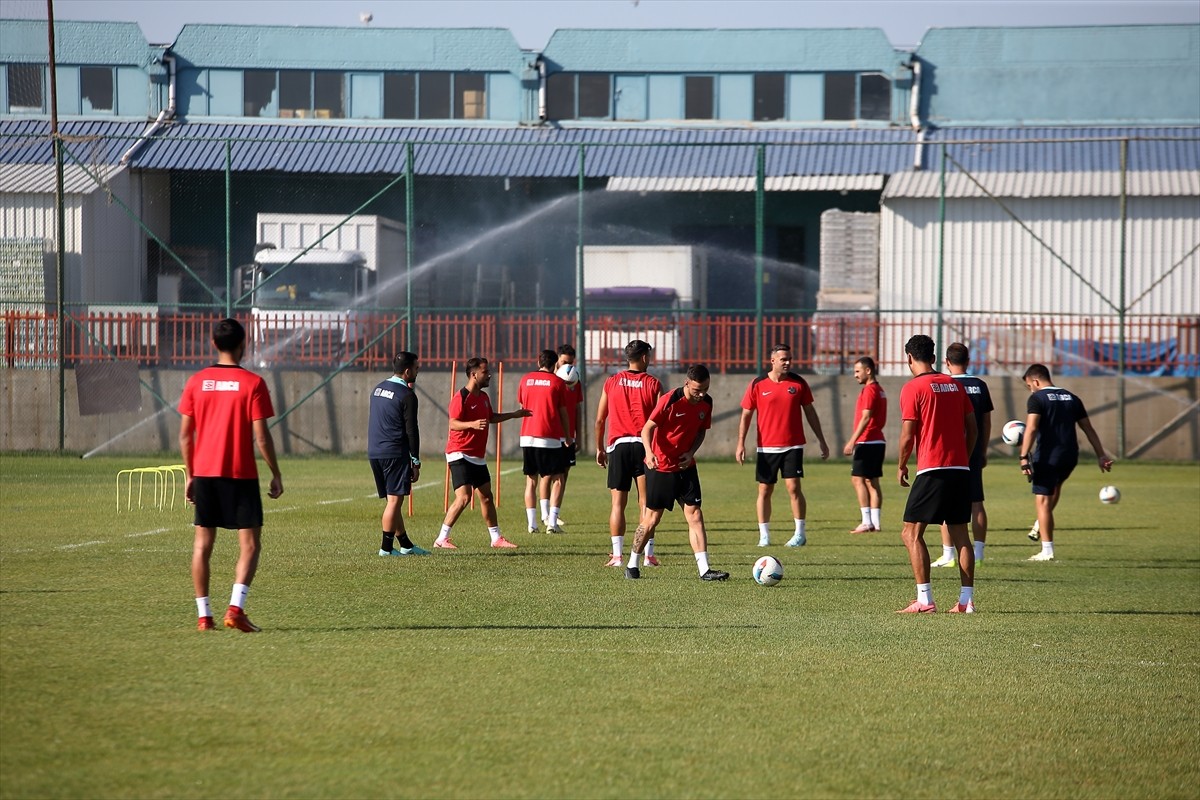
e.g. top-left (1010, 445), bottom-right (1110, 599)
top-left (1032, 456), bottom-right (1077, 496)
top-left (191, 477), bottom-right (264, 530)
top-left (851, 442), bottom-right (886, 478)
top-left (967, 464), bottom-right (985, 503)
top-left (523, 445), bottom-right (569, 477)
top-left (606, 441), bottom-right (646, 492)
top-left (371, 457), bottom-right (412, 498)
top-left (449, 460), bottom-right (491, 491)
top-left (755, 449), bottom-right (804, 484)
top-left (903, 469), bottom-right (971, 525)
top-left (645, 466), bottom-right (702, 512)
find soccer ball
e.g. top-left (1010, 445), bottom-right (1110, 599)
top-left (1001, 419), bottom-right (1026, 446)
top-left (752, 555), bottom-right (783, 586)
top-left (1099, 485), bottom-right (1121, 504)
top-left (555, 363), bottom-right (580, 386)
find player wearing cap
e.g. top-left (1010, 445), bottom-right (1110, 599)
top-left (594, 339), bottom-right (663, 567)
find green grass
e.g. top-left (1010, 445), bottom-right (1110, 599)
top-left (1, 453), bottom-right (1198, 799)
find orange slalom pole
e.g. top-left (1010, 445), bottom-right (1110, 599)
top-left (495, 360), bottom-right (503, 509)
top-left (444, 359), bottom-right (456, 513)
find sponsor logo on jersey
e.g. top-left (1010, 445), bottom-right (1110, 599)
top-left (930, 382), bottom-right (960, 393)
top-left (787, 386), bottom-right (797, 394)
top-left (374, 387), bottom-right (395, 399)
top-left (202, 380), bottom-right (241, 392)
top-left (619, 378), bottom-right (644, 388)
top-left (529, 379), bottom-right (552, 387)
top-left (698, 412), bottom-right (706, 420)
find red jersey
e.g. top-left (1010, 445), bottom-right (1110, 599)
top-left (446, 387), bottom-right (493, 464)
top-left (899, 372), bottom-right (973, 474)
top-left (179, 364), bottom-right (274, 479)
top-left (740, 372), bottom-right (813, 451)
top-left (648, 387), bottom-right (713, 472)
top-left (563, 381), bottom-right (584, 439)
top-left (854, 381), bottom-right (888, 443)
top-left (517, 370), bottom-right (567, 447)
top-left (601, 369), bottom-right (663, 450)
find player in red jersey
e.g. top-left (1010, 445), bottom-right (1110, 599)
top-left (896, 335), bottom-right (978, 614)
top-left (843, 356), bottom-right (887, 533)
top-left (594, 340), bottom-right (663, 567)
top-left (548, 344), bottom-right (585, 529)
top-left (626, 364), bottom-right (729, 582)
top-left (517, 350), bottom-right (573, 534)
top-left (735, 344), bottom-right (829, 547)
top-left (434, 357), bottom-right (531, 550)
top-left (179, 318), bottom-right (282, 633)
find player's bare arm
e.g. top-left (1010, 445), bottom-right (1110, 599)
top-left (979, 411), bottom-right (992, 468)
top-left (253, 417), bottom-right (283, 498)
top-left (1078, 417), bottom-right (1115, 471)
top-left (735, 408), bottom-right (753, 464)
top-left (594, 390), bottom-right (609, 467)
top-left (180, 414), bottom-right (196, 502)
top-left (1020, 412), bottom-right (1041, 479)
top-left (844, 407), bottom-right (871, 456)
top-left (641, 418), bottom-right (659, 470)
top-left (897, 419), bottom-right (917, 487)
top-left (490, 407), bottom-right (531, 424)
top-left (681, 428), bottom-right (706, 469)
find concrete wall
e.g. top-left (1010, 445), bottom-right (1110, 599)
top-left (3, 368), bottom-right (1197, 462)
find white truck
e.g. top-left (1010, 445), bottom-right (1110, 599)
top-left (580, 245), bottom-right (707, 368)
top-left (241, 213), bottom-right (406, 366)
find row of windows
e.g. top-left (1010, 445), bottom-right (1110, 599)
top-left (240, 70), bottom-right (487, 120)
top-left (7, 63), bottom-right (117, 113)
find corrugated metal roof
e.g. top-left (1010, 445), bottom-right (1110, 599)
top-left (924, 127), bottom-right (1200, 172)
top-left (883, 170), bottom-right (1200, 199)
top-left (0, 163), bottom-right (127, 194)
top-left (607, 175), bottom-right (885, 192)
top-left (0, 120), bottom-right (148, 165)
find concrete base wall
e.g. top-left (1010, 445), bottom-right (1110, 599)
top-left (3, 368), bottom-right (1198, 462)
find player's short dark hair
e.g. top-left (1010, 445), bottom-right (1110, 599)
top-left (624, 339), bottom-right (651, 360)
top-left (212, 318), bottom-right (245, 353)
top-left (945, 342), bottom-right (971, 367)
top-left (538, 349), bottom-right (558, 370)
top-left (557, 344), bottom-right (576, 358)
top-left (393, 351), bottom-right (418, 375)
top-left (855, 356), bottom-right (877, 375)
top-left (770, 343), bottom-right (791, 357)
top-left (1023, 363), bottom-right (1052, 382)
top-left (465, 356), bottom-right (488, 376)
top-left (904, 335), bottom-right (935, 364)
top-left (685, 363), bottom-right (710, 383)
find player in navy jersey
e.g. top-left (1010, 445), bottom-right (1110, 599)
top-left (1019, 364), bottom-right (1114, 561)
top-left (368, 351), bottom-right (428, 557)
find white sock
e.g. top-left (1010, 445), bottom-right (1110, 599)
top-left (526, 507), bottom-right (537, 528)
top-left (942, 545), bottom-right (954, 560)
top-left (627, 549), bottom-right (641, 569)
top-left (539, 499), bottom-right (550, 519)
top-left (196, 596), bottom-right (211, 619)
top-left (860, 507), bottom-right (871, 525)
top-left (645, 538), bottom-right (655, 556)
top-left (488, 526), bottom-right (501, 544)
top-left (230, 583), bottom-right (249, 610)
top-left (1043, 541), bottom-right (1054, 556)
top-left (917, 583), bottom-right (933, 606)
top-left (437, 523), bottom-right (452, 542)
top-left (870, 507), bottom-right (881, 529)
top-left (548, 506), bottom-right (560, 526)
top-left (612, 535), bottom-right (623, 558)
top-left (959, 586), bottom-right (974, 605)
top-left (694, 551), bottom-right (710, 575)
top-left (1032, 519), bottom-right (1040, 533)
top-left (758, 522), bottom-right (770, 540)
top-left (795, 519), bottom-right (805, 535)
top-left (974, 540), bottom-right (985, 561)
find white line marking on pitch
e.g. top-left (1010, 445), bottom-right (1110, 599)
top-left (126, 527), bottom-right (169, 538)
top-left (317, 497), bottom-right (354, 505)
top-left (56, 540), bottom-right (105, 550)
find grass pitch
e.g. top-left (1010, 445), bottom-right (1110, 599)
top-left (1, 454), bottom-right (1197, 799)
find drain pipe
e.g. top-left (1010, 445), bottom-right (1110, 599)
top-left (120, 53), bottom-right (175, 165)
top-left (909, 58), bottom-right (925, 170)
top-left (537, 57), bottom-right (547, 122)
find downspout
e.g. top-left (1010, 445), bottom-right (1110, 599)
top-left (537, 57), bottom-right (547, 122)
top-left (120, 53), bottom-right (175, 165)
top-left (909, 58), bottom-right (924, 171)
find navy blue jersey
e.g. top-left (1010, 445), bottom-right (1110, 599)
top-left (1027, 386), bottom-right (1087, 465)
top-left (368, 378), bottom-right (420, 461)
top-left (952, 374), bottom-right (993, 467)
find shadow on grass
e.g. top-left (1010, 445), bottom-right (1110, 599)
top-left (271, 622), bottom-right (767, 633)
top-left (993, 610), bottom-right (1200, 616)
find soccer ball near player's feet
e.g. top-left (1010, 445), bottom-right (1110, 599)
top-left (1099, 485), bottom-right (1121, 504)
top-left (1001, 419), bottom-right (1026, 446)
top-left (752, 556), bottom-right (783, 586)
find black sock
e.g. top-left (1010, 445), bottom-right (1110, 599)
top-left (381, 532), bottom-right (394, 552)
top-left (396, 532), bottom-right (415, 549)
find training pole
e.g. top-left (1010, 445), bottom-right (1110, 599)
top-left (495, 360), bottom-right (504, 509)
top-left (444, 360), bottom-right (456, 513)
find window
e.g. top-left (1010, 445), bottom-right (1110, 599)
top-left (685, 76), bottom-right (714, 120)
top-left (754, 73), bottom-right (785, 121)
top-left (384, 73), bottom-right (415, 119)
top-left (454, 73), bottom-right (486, 120)
top-left (546, 72), bottom-right (574, 120)
top-left (80, 66), bottom-right (114, 113)
top-left (7, 64), bottom-right (44, 112)
top-left (825, 72), bottom-right (891, 121)
top-left (278, 70), bottom-right (311, 118)
top-left (823, 73), bottom-right (855, 121)
top-left (244, 70), bottom-right (276, 117)
top-left (577, 74), bottom-right (610, 118)
top-left (859, 73), bottom-right (890, 121)
top-left (418, 72), bottom-right (450, 119)
top-left (314, 72), bottom-right (344, 119)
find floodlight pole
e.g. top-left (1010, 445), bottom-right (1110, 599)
top-left (49, 0), bottom-right (66, 451)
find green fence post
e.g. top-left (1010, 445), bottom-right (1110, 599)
top-left (937, 142), bottom-right (947, 352)
top-left (225, 139), bottom-right (232, 318)
top-left (755, 144), bottom-right (765, 370)
top-left (405, 142), bottom-right (415, 349)
top-left (1118, 138), bottom-right (1128, 459)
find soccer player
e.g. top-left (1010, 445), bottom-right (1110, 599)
top-left (1019, 363), bottom-right (1115, 561)
top-left (435, 357), bottom-right (532, 550)
top-left (932, 343), bottom-right (994, 566)
top-left (518, 349), bottom-right (573, 534)
top-left (594, 339), bottom-right (663, 567)
top-left (735, 343), bottom-right (830, 547)
top-left (896, 334), bottom-right (978, 614)
top-left (843, 356), bottom-right (886, 534)
top-left (626, 364), bottom-right (729, 582)
top-left (179, 318), bottom-right (283, 633)
top-left (546, 343), bottom-right (584, 529)
top-left (368, 351), bottom-right (428, 557)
